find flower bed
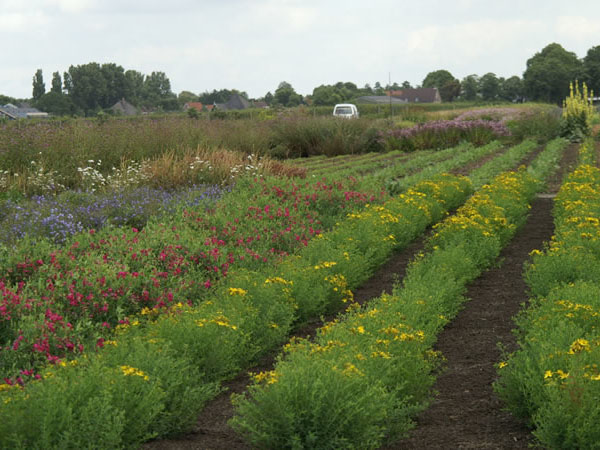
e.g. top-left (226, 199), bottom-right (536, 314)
top-left (230, 140), bottom-right (567, 448)
top-left (495, 141), bottom-right (600, 448)
top-left (0, 172), bottom-right (473, 448)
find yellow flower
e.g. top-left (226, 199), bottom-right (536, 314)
top-left (228, 287), bottom-right (247, 296)
top-left (498, 361), bottom-right (508, 369)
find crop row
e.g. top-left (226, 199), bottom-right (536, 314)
top-left (0, 170), bottom-right (474, 448)
top-left (0, 175), bottom-right (386, 382)
top-left (229, 139), bottom-right (567, 449)
top-left (495, 138), bottom-right (600, 449)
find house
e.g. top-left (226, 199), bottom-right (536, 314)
top-left (111, 99), bottom-right (138, 116)
top-left (183, 102), bottom-right (204, 112)
top-left (215, 93), bottom-right (251, 111)
top-left (355, 96), bottom-right (408, 105)
top-left (0, 103), bottom-right (48, 119)
top-left (356, 88), bottom-right (442, 105)
top-left (252, 101), bottom-right (269, 109)
top-left (387, 88), bottom-right (441, 103)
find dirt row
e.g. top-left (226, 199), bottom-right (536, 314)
top-left (144, 144), bottom-right (578, 449)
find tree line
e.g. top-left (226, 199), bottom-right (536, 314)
top-left (30, 63), bottom-right (178, 116)
top-left (2, 42), bottom-right (599, 115)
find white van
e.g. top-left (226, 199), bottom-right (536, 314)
top-left (333, 103), bottom-right (359, 119)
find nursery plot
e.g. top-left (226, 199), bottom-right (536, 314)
top-left (141, 140), bottom-right (569, 449)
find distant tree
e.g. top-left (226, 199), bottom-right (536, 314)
top-left (264, 91), bottom-right (274, 105)
top-left (0, 94), bottom-right (17, 105)
top-left (439, 79), bottom-right (461, 102)
top-left (32, 69), bottom-right (45, 100)
top-left (143, 71), bottom-right (173, 105)
top-left (401, 81), bottom-right (412, 89)
top-left (461, 74), bottom-right (479, 101)
top-left (273, 81), bottom-right (302, 107)
top-left (198, 89), bottom-right (232, 105)
top-left (51, 72), bottom-right (62, 94)
top-left (500, 76), bottom-right (523, 102)
top-left (35, 91), bottom-right (75, 116)
top-left (63, 71), bottom-right (73, 94)
top-left (66, 63), bottom-right (107, 114)
top-left (100, 63), bottom-right (127, 107)
top-left (422, 70), bottom-right (455, 90)
top-left (583, 45), bottom-right (600, 95)
top-left (373, 82), bottom-right (385, 95)
top-left (312, 85), bottom-right (343, 106)
top-left (124, 70), bottom-right (145, 105)
top-left (523, 43), bottom-right (582, 103)
top-left (178, 90), bottom-right (199, 106)
top-left (479, 72), bottom-right (500, 100)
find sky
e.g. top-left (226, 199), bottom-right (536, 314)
top-left (2, 0), bottom-right (600, 100)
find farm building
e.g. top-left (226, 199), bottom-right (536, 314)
top-left (0, 103), bottom-right (48, 119)
top-left (357, 88), bottom-right (442, 104)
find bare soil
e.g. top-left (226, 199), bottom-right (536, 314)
top-left (144, 143), bottom-right (578, 450)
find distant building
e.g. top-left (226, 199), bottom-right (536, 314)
top-left (387, 88), bottom-right (441, 103)
top-left (215, 93), bottom-right (251, 111)
top-left (0, 103), bottom-right (49, 119)
top-left (356, 96), bottom-right (408, 105)
top-left (183, 102), bottom-right (204, 112)
top-left (357, 88), bottom-right (442, 105)
top-left (111, 99), bottom-right (138, 116)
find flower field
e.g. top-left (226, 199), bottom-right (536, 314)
top-left (495, 138), bottom-right (600, 449)
top-left (0, 106), bottom-right (596, 448)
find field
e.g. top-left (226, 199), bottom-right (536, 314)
top-left (1, 104), bottom-right (599, 449)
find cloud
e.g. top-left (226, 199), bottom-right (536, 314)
top-left (555, 16), bottom-right (600, 43)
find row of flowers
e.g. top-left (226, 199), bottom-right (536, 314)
top-left (0, 174), bottom-right (385, 383)
top-left (495, 138), bottom-right (600, 449)
top-left (0, 170), bottom-right (475, 448)
top-left (229, 140), bottom-right (568, 448)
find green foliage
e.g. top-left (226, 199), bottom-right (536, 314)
top-left (461, 74), bottom-right (479, 101)
top-left (274, 81), bottom-right (303, 107)
top-left (50, 72), bottom-right (62, 94)
top-left (495, 159), bottom-right (600, 448)
top-left (422, 69), bottom-right (455, 90)
top-left (32, 69), bottom-right (45, 100)
top-left (505, 105), bottom-right (561, 143)
top-left (480, 73), bottom-right (500, 101)
top-left (523, 43), bottom-right (583, 104)
top-left (583, 45), bottom-right (600, 95)
top-left (560, 81), bottom-right (596, 141)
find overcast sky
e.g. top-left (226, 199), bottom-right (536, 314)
top-left (2, 0), bottom-right (600, 99)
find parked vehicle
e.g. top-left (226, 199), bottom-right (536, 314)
top-left (333, 103), bottom-right (359, 119)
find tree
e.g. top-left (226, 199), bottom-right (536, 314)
top-left (51, 72), bottom-right (62, 94)
top-left (63, 71), bottom-right (73, 94)
top-left (100, 63), bottom-right (127, 107)
top-left (35, 91), bottom-right (75, 116)
top-left (32, 69), bottom-right (45, 100)
top-left (142, 71), bottom-right (177, 110)
top-left (500, 76), bottom-right (523, 102)
top-left (66, 63), bottom-right (107, 114)
top-left (401, 81), bottom-right (412, 89)
top-left (479, 72), bottom-right (500, 101)
top-left (273, 81), bottom-right (302, 107)
top-left (583, 45), bottom-right (600, 95)
top-left (461, 74), bottom-right (479, 100)
top-left (178, 90), bottom-right (199, 106)
top-left (264, 91), bottom-right (273, 105)
top-left (439, 79), bottom-right (461, 102)
top-left (523, 43), bottom-right (582, 104)
top-left (422, 70), bottom-right (455, 90)
top-left (124, 70), bottom-right (145, 105)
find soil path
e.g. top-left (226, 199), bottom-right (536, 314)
top-left (144, 144), bottom-right (578, 450)
top-left (384, 143), bottom-right (578, 449)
